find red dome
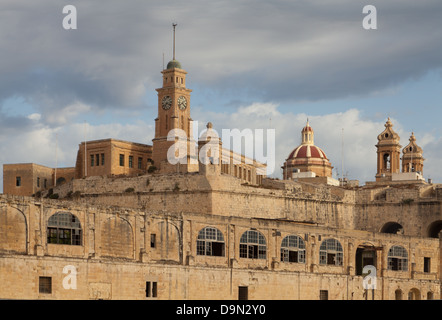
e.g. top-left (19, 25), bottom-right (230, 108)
top-left (287, 145), bottom-right (328, 160)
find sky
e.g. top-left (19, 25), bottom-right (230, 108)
top-left (1, 0), bottom-right (442, 192)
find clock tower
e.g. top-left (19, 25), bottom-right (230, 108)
top-left (152, 24), bottom-right (197, 173)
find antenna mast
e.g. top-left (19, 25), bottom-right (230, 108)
top-left (172, 23), bottom-right (177, 60)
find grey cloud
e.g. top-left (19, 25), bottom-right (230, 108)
top-left (1, 0), bottom-right (442, 124)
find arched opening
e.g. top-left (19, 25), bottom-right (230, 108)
top-left (0, 207), bottom-right (28, 254)
top-left (427, 220), bottom-right (442, 238)
top-left (197, 226), bottom-right (225, 257)
top-left (47, 212), bottom-right (82, 245)
top-left (395, 289), bottom-right (403, 300)
top-left (408, 288), bottom-right (421, 300)
top-left (383, 153), bottom-right (391, 171)
top-left (380, 222), bottom-right (404, 234)
top-left (387, 245), bottom-right (408, 271)
top-left (101, 216), bottom-right (134, 259)
top-left (319, 238), bottom-right (343, 266)
top-left (239, 230), bottom-right (266, 260)
top-left (280, 235), bottom-right (306, 263)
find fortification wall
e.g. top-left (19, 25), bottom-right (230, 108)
top-left (42, 173), bottom-right (358, 230)
top-left (1, 254), bottom-right (440, 300)
top-left (354, 184), bottom-right (442, 237)
top-left (0, 194), bottom-right (440, 300)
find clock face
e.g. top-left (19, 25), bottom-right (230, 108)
top-left (162, 96), bottom-right (172, 110)
top-left (177, 96), bottom-right (187, 110)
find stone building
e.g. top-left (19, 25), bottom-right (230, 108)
top-left (2, 139), bottom-right (153, 197)
top-left (73, 138), bottom-right (153, 179)
top-left (0, 45), bottom-right (441, 300)
top-left (2, 163), bottom-right (75, 197)
top-left (402, 132), bottom-right (424, 175)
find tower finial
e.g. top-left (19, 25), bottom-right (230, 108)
top-left (172, 23), bottom-right (177, 60)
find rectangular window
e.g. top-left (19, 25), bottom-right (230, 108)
top-left (152, 282), bottom-right (157, 297)
top-left (44, 179), bottom-right (47, 189)
top-left (146, 281), bottom-right (158, 298)
top-left (424, 257), bottom-right (431, 273)
top-left (101, 153), bottom-right (105, 166)
top-left (388, 257), bottom-right (408, 271)
top-left (129, 156), bottom-right (133, 168)
top-left (47, 227), bottom-right (82, 246)
top-left (320, 290), bottom-right (328, 300)
top-left (119, 154), bottom-right (124, 166)
top-left (146, 282), bottom-right (150, 297)
top-left (39, 277), bottom-right (52, 294)
top-left (96, 154), bottom-right (100, 166)
top-left (239, 244), bottom-right (248, 258)
top-left (90, 154), bottom-right (94, 167)
top-left (138, 157), bottom-right (143, 169)
top-left (327, 253), bottom-right (336, 265)
top-left (16, 176), bottom-right (21, 187)
top-left (37, 177), bottom-right (40, 188)
top-left (150, 234), bottom-right (156, 248)
top-left (238, 286), bottom-right (248, 300)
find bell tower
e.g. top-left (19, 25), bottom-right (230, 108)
top-left (152, 24), bottom-right (197, 173)
top-left (402, 132), bottom-right (424, 174)
top-left (375, 118), bottom-right (402, 181)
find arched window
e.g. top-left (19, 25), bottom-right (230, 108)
top-left (280, 235), bottom-right (306, 263)
top-left (197, 227), bottom-right (225, 257)
top-left (47, 212), bottom-right (82, 245)
top-left (388, 245), bottom-right (408, 271)
top-left (319, 238), bottom-right (343, 266)
top-left (239, 230), bottom-right (266, 260)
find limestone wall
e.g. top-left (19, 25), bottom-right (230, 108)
top-left (0, 194), bottom-right (439, 300)
top-left (1, 254), bottom-right (439, 300)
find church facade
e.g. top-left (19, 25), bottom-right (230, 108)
top-left (1, 49), bottom-right (441, 300)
